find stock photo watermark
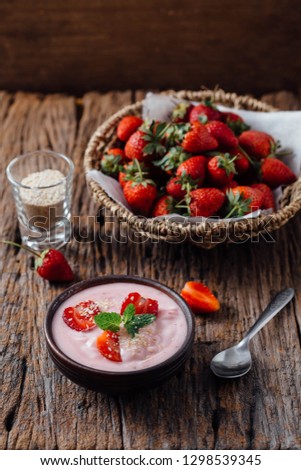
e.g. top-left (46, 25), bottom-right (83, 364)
top-left (17, 207), bottom-right (277, 246)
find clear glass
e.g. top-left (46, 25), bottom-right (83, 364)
top-left (6, 150), bottom-right (74, 250)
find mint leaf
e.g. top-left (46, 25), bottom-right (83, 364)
top-left (125, 314), bottom-right (156, 338)
top-left (123, 303), bottom-right (135, 324)
top-left (94, 312), bottom-right (122, 333)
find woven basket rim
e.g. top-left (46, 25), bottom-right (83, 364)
top-left (84, 89), bottom-right (301, 245)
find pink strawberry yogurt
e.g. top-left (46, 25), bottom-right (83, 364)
top-left (52, 282), bottom-right (188, 372)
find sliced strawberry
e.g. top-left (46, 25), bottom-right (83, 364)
top-left (181, 281), bottom-right (220, 314)
top-left (63, 300), bottom-right (100, 331)
top-left (96, 331), bottom-right (122, 362)
top-left (120, 292), bottom-right (159, 315)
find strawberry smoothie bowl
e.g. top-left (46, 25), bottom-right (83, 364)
top-left (45, 276), bottom-right (195, 393)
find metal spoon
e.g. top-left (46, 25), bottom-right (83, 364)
top-left (210, 288), bottom-right (295, 378)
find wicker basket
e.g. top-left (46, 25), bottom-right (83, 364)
top-left (84, 89), bottom-right (301, 248)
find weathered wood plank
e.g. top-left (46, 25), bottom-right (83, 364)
top-left (1, 1), bottom-right (301, 96)
top-left (1, 90), bottom-right (301, 451)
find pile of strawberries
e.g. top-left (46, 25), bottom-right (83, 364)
top-left (100, 100), bottom-right (297, 218)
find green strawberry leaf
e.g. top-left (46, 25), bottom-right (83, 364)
top-left (94, 312), bottom-right (122, 333)
top-left (123, 303), bottom-right (135, 324)
top-left (125, 314), bottom-right (156, 338)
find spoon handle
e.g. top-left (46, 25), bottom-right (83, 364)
top-left (242, 288), bottom-right (295, 343)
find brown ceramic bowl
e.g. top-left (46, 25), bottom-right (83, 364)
top-left (45, 275), bottom-right (195, 394)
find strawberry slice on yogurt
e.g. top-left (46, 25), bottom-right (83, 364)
top-left (96, 331), bottom-right (122, 362)
top-left (120, 292), bottom-right (159, 315)
top-left (63, 300), bottom-right (100, 331)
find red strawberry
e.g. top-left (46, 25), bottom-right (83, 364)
top-left (230, 148), bottom-right (251, 176)
top-left (123, 180), bottom-right (157, 216)
top-left (63, 300), bottom-right (99, 331)
top-left (251, 183), bottom-right (275, 210)
top-left (260, 158), bottom-right (297, 189)
top-left (172, 102), bottom-right (193, 123)
top-left (125, 130), bottom-right (147, 161)
top-left (207, 153), bottom-right (237, 187)
top-left (189, 103), bottom-right (222, 124)
top-left (96, 331), bottom-right (122, 362)
top-left (107, 148), bottom-right (125, 159)
top-left (117, 116), bottom-right (143, 142)
top-left (120, 292), bottom-right (159, 315)
top-left (189, 188), bottom-right (225, 217)
top-left (125, 122), bottom-right (168, 161)
top-left (152, 195), bottom-right (175, 217)
top-left (166, 171), bottom-right (199, 199)
top-left (181, 122), bottom-right (218, 153)
top-left (166, 176), bottom-right (187, 199)
top-left (101, 148), bottom-right (126, 177)
top-left (176, 155), bottom-right (207, 185)
top-left (206, 121), bottom-right (238, 150)
top-left (118, 160), bottom-right (149, 188)
top-left (225, 186), bottom-right (264, 217)
top-left (35, 249), bottom-right (74, 282)
top-left (238, 130), bottom-right (276, 160)
top-left (181, 281), bottom-right (220, 314)
top-left (2, 241), bottom-right (74, 282)
top-left (119, 170), bottom-right (127, 188)
top-left (222, 112), bottom-right (250, 135)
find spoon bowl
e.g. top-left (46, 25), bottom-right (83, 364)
top-left (210, 341), bottom-right (252, 378)
top-left (210, 288), bottom-right (295, 379)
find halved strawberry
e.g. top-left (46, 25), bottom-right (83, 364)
top-left (96, 331), bottom-right (122, 362)
top-left (63, 300), bottom-right (100, 331)
top-left (181, 281), bottom-right (220, 314)
top-left (120, 292), bottom-right (159, 315)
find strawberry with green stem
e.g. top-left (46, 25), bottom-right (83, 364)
top-left (101, 148), bottom-right (126, 178)
top-left (166, 172), bottom-right (199, 199)
top-left (119, 159), bottom-right (150, 188)
top-left (123, 159), bottom-right (157, 216)
top-left (164, 123), bottom-right (191, 146)
top-left (154, 146), bottom-right (191, 174)
top-left (125, 121), bottom-right (170, 161)
top-left (2, 241), bottom-right (74, 282)
top-left (207, 153), bottom-right (237, 187)
top-left (189, 99), bottom-right (223, 124)
top-left (176, 188), bottom-right (225, 218)
top-left (176, 155), bottom-right (207, 186)
top-left (171, 102), bottom-right (193, 123)
top-left (222, 112), bottom-right (250, 136)
top-left (224, 186), bottom-right (264, 218)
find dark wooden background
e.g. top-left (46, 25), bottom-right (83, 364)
top-left (1, 0), bottom-right (301, 95)
top-left (1, 89), bottom-right (301, 450)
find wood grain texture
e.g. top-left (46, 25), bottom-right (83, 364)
top-left (1, 0), bottom-right (301, 95)
top-left (1, 89), bottom-right (301, 450)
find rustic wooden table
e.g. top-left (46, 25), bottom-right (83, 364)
top-left (1, 90), bottom-right (301, 450)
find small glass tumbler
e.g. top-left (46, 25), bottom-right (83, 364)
top-left (6, 150), bottom-right (74, 250)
